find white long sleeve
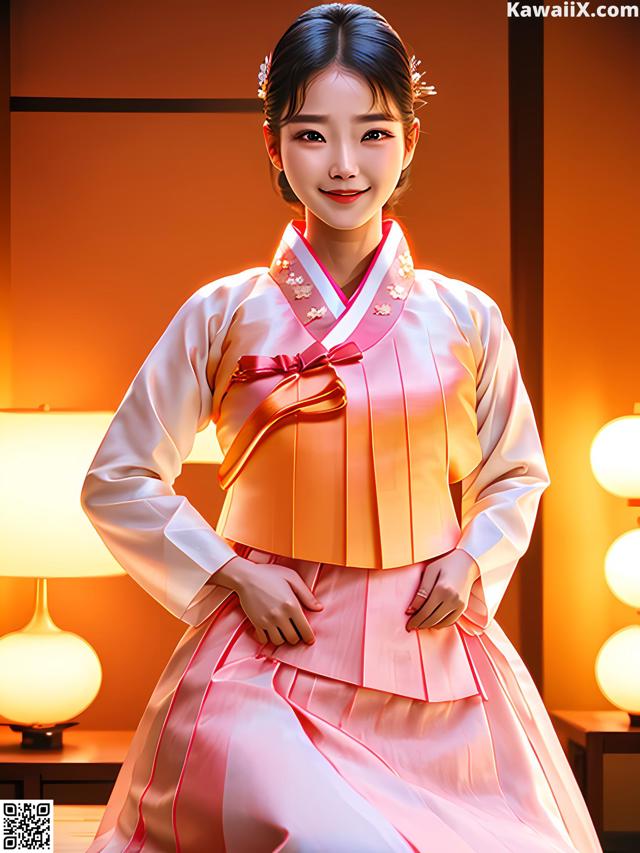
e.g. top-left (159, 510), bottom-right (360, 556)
top-left (80, 284), bottom-right (240, 628)
top-left (454, 293), bottom-right (551, 635)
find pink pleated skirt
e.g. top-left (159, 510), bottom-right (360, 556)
top-left (86, 547), bottom-right (602, 853)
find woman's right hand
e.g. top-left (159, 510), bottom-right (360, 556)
top-left (209, 556), bottom-right (324, 646)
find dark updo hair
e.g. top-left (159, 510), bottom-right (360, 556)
top-left (263, 3), bottom-right (425, 215)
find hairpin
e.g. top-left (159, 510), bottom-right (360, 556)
top-left (409, 55), bottom-right (437, 102)
top-left (257, 53), bottom-right (271, 101)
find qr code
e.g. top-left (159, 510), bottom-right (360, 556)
top-left (0, 801), bottom-right (53, 852)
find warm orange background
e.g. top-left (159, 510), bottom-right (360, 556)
top-left (1, 0), bottom-right (637, 790)
top-left (543, 19), bottom-right (639, 828)
top-left (2, 0), bottom-right (511, 728)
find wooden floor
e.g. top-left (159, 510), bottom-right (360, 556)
top-left (54, 805), bottom-right (105, 852)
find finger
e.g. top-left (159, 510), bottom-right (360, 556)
top-left (284, 594), bottom-right (318, 644)
top-left (266, 624), bottom-right (285, 646)
top-left (418, 604), bottom-right (452, 629)
top-left (289, 607), bottom-right (316, 644)
top-left (419, 589), bottom-right (465, 628)
top-left (405, 600), bottom-right (430, 630)
top-left (405, 592), bottom-right (426, 614)
top-left (431, 606), bottom-right (465, 629)
top-left (407, 600), bottom-right (444, 631)
top-left (406, 585), bottom-right (442, 627)
top-left (405, 587), bottom-right (437, 614)
top-left (287, 574), bottom-right (324, 609)
top-left (254, 625), bottom-right (269, 644)
top-left (291, 615), bottom-right (316, 645)
top-left (277, 618), bottom-right (302, 645)
top-left (405, 568), bottom-right (439, 614)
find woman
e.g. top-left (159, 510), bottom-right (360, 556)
top-left (82, 4), bottom-right (602, 851)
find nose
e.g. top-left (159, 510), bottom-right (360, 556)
top-left (329, 141), bottom-right (358, 181)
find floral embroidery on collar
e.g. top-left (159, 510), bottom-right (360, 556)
top-left (306, 305), bottom-right (327, 321)
top-left (268, 218), bottom-right (417, 350)
top-left (373, 303), bottom-right (392, 315)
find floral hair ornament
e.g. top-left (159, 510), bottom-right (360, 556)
top-left (257, 53), bottom-right (271, 101)
top-left (409, 54), bottom-right (437, 105)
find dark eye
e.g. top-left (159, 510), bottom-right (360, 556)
top-left (297, 130), bottom-right (325, 142)
top-left (362, 129), bottom-right (392, 141)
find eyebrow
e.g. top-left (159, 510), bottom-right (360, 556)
top-left (285, 112), bottom-right (397, 125)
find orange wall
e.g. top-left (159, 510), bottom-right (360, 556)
top-left (2, 1), bottom-right (510, 729)
top-left (543, 16), bottom-right (640, 830)
top-left (543, 15), bottom-right (640, 712)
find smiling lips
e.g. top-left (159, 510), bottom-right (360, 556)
top-left (320, 187), bottom-right (371, 204)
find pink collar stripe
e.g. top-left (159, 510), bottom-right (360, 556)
top-left (268, 217), bottom-right (417, 354)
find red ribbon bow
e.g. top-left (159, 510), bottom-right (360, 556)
top-left (230, 339), bottom-right (363, 384)
top-left (218, 340), bottom-right (363, 490)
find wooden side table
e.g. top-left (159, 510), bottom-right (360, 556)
top-left (551, 710), bottom-right (640, 853)
top-left (0, 729), bottom-right (132, 804)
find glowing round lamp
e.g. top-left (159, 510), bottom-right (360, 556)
top-left (0, 590), bottom-right (102, 724)
top-left (595, 626), bottom-right (640, 724)
top-left (0, 408), bottom-right (124, 748)
top-left (590, 406), bottom-right (640, 499)
top-left (604, 529), bottom-right (640, 608)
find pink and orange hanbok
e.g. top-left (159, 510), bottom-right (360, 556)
top-left (81, 218), bottom-right (602, 852)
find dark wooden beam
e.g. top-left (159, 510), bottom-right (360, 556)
top-left (508, 9), bottom-right (545, 690)
top-left (0, 0), bottom-right (10, 408)
top-left (10, 97), bottom-right (262, 113)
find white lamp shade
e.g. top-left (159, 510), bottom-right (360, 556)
top-left (0, 410), bottom-right (224, 579)
top-left (590, 413), bottom-right (640, 498)
top-left (0, 411), bottom-right (126, 578)
top-left (595, 625), bottom-right (640, 714)
top-left (604, 529), bottom-right (640, 608)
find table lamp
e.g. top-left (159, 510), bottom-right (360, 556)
top-left (590, 402), bottom-right (640, 725)
top-left (0, 405), bottom-right (223, 749)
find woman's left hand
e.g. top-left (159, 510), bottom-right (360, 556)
top-left (405, 548), bottom-right (481, 631)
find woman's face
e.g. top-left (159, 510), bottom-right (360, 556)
top-left (263, 64), bottom-right (420, 230)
